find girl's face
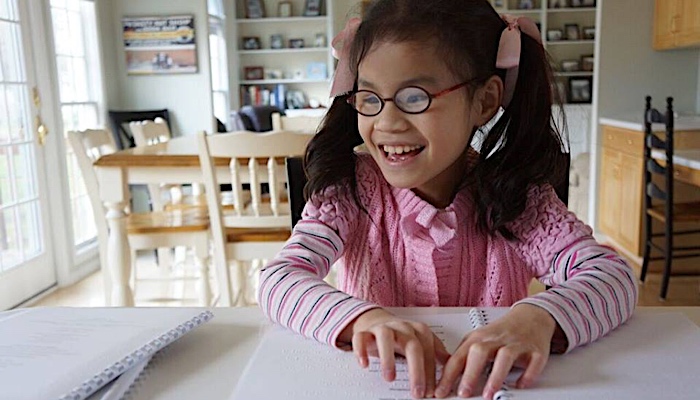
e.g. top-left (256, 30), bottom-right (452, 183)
top-left (356, 40), bottom-right (484, 208)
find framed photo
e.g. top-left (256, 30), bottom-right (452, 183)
top-left (580, 54), bottom-right (594, 72)
top-left (278, 1), bottom-right (292, 18)
top-left (560, 59), bottom-right (580, 72)
top-left (582, 26), bottom-right (596, 40)
top-left (564, 23), bottom-right (580, 40)
top-left (548, 0), bottom-right (566, 8)
top-left (122, 15), bottom-right (197, 75)
top-left (303, 0), bottom-right (322, 16)
top-left (289, 38), bottom-right (305, 48)
top-left (244, 66), bottom-right (264, 80)
top-left (547, 29), bottom-right (563, 41)
top-left (245, 0), bottom-right (265, 18)
top-left (242, 36), bottom-right (261, 50)
top-left (270, 34), bottom-right (284, 49)
top-left (568, 77), bottom-right (592, 103)
top-left (286, 90), bottom-right (307, 109)
top-left (306, 62), bottom-right (327, 79)
top-left (314, 32), bottom-right (327, 47)
top-left (518, 0), bottom-right (534, 9)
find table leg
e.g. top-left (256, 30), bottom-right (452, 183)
top-left (105, 200), bottom-right (134, 306)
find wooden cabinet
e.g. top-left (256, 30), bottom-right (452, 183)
top-left (598, 124), bottom-right (700, 256)
top-left (598, 128), bottom-right (644, 255)
top-left (653, 0), bottom-right (700, 50)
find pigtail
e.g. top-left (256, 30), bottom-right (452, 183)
top-left (472, 29), bottom-right (567, 239)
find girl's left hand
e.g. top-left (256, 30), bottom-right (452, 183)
top-left (434, 304), bottom-right (557, 399)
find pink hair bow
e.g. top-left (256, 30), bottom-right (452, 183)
top-left (496, 15), bottom-right (542, 108)
top-left (330, 17), bottom-right (361, 98)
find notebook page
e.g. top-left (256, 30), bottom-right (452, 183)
top-left (0, 308), bottom-right (212, 400)
top-left (506, 312), bottom-right (700, 400)
top-left (232, 310), bottom-right (508, 400)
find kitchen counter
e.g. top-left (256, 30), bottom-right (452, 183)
top-left (600, 114), bottom-right (700, 132)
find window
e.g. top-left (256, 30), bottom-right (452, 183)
top-left (209, 0), bottom-right (229, 129)
top-left (49, 0), bottom-right (103, 248)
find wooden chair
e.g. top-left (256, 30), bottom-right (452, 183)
top-left (68, 128), bottom-right (213, 306)
top-left (271, 112), bottom-right (322, 133)
top-left (196, 130), bottom-right (312, 306)
top-left (640, 96), bottom-right (700, 300)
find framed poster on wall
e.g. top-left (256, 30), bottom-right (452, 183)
top-left (122, 15), bottom-right (197, 75)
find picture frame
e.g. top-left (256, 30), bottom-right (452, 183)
top-left (303, 0), bottom-right (322, 17)
top-left (242, 36), bottom-right (261, 50)
top-left (518, 0), bottom-right (534, 10)
top-left (560, 59), bottom-right (580, 72)
top-left (582, 26), bottom-right (596, 40)
top-left (270, 34), bottom-right (284, 49)
top-left (245, 0), bottom-right (265, 19)
top-left (568, 77), bottom-right (592, 103)
top-left (564, 23), bottom-right (580, 40)
top-left (580, 54), bottom-right (594, 72)
top-left (314, 32), bottom-right (327, 47)
top-left (547, 29), bottom-right (563, 41)
top-left (306, 62), bottom-right (327, 79)
top-left (289, 38), bottom-right (305, 48)
top-left (548, 0), bottom-right (566, 8)
top-left (278, 1), bottom-right (292, 18)
top-left (244, 66), bottom-right (264, 80)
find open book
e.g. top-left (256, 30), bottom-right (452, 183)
top-left (0, 308), bottom-right (213, 400)
top-left (233, 308), bottom-right (700, 399)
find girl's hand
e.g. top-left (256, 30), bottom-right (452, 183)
top-left (434, 304), bottom-right (557, 399)
top-left (341, 308), bottom-right (451, 399)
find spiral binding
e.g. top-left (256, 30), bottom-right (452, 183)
top-left (468, 308), bottom-right (489, 329)
top-left (59, 310), bottom-right (214, 400)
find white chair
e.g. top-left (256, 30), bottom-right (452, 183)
top-left (271, 112), bottom-right (322, 133)
top-left (196, 130), bottom-right (312, 306)
top-left (68, 128), bottom-right (213, 306)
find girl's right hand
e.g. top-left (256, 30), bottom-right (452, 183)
top-left (340, 308), bottom-right (451, 399)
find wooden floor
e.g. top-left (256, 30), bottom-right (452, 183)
top-left (29, 253), bottom-right (700, 308)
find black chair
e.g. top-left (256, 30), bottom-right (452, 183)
top-left (108, 109), bottom-right (171, 149)
top-left (640, 96), bottom-right (700, 300)
top-left (239, 105), bottom-right (284, 132)
top-left (286, 156), bottom-right (307, 229)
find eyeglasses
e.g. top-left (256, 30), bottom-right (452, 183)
top-left (346, 82), bottom-right (470, 117)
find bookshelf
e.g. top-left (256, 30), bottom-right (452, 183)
top-left (491, 0), bottom-right (598, 105)
top-left (229, 0), bottom-right (335, 112)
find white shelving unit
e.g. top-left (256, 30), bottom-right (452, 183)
top-left (229, 0), bottom-right (335, 111)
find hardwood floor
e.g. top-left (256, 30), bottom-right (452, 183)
top-left (29, 253), bottom-right (699, 308)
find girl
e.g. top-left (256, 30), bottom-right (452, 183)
top-left (258, 1), bottom-right (637, 399)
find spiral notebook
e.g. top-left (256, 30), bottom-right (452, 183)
top-left (0, 307), bottom-right (213, 400)
top-left (232, 308), bottom-right (700, 399)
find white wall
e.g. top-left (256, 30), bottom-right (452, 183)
top-left (97, 0), bottom-right (214, 137)
top-left (597, 0), bottom-right (699, 117)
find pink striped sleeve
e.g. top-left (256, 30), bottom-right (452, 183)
top-left (257, 185), bottom-right (379, 348)
top-left (509, 185), bottom-right (638, 352)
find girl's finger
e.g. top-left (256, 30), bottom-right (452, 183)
top-left (396, 331), bottom-right (426, 399)
top-left (373, 326), bottom-right (397, 382)
top-left (413, 324), bottom-right (437, 397)
top-left (352, 331), bottom-right (373, 368)
top-left (515, 351), bottom-right (548, 389)
top-left (433, 334), bottom-right (451, 365)
top-left (458, 342), bottom-right (496, 398)
top-left (435, 345), bottom-right (468, 398)
top-left (483, 346), bottom-right (519, 400)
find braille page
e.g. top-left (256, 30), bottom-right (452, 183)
top-left (232, 310), bottom-right (509, 400)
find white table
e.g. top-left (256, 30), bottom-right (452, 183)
top-left (125, 306), bottom-right (700, 400)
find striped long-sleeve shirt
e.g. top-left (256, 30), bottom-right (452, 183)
top-left (258, 154), bottom-right (637, 353)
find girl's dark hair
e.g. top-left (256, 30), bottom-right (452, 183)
top-left (304, 0), bottom-right (567, 239)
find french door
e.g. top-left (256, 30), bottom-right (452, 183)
top-left (0, 0), bottom-right (57, 309)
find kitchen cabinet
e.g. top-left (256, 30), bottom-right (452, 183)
top-left (653, 0), bottom-right (700, 50)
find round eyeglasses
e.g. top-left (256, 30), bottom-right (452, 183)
top-left (346, 82), bottom-right (470, 117)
